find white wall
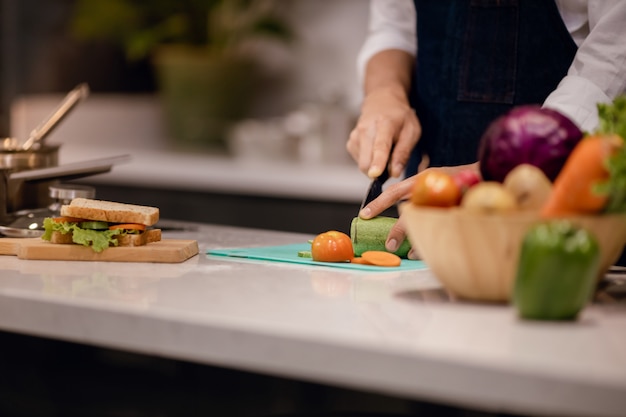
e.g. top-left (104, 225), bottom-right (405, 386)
top-left (251, 0), bottom-right (368, 117)
top-left (10, 0), bottom-right (371, 162)
top-left (286, 0), bottom-right (368, 111)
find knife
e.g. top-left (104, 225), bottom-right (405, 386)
top-left (359, 164), bottom-right (390, 212)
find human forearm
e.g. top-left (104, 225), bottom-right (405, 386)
top-left (363, 49), bottom-right (414, 99)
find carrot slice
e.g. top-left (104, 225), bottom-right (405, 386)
top-left (349, 257), bottom-right (371, 265)
top-left (109, 223), bottom-right (146, 231)
top-left (51, 216), bottom-right (85, 223)
top-left (360, 251), bottom-right (402, 267)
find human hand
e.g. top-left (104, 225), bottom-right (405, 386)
top-left (359, 163), bottom-right (480, 259)
top-left (346, 86), bottom-right (421, 179)
top-left (357, 174), bottom-right (418, 258)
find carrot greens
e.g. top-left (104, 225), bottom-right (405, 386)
top-left (595, 96), bottom-right (626, 213)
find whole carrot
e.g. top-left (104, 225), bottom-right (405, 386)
top-left (541, 134), bottom-right (623, 218)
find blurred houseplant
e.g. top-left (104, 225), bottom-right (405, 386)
top-left (70, 0), bottom-right (293, 150)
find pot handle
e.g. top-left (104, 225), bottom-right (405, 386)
top-left (8, 154), bottom-right (131, 183)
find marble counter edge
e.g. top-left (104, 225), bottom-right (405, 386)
top-left (0, 291), bottom-right (623, 417)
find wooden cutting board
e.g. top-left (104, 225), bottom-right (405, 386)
top-left (0, 238), bottom-right (199, 263)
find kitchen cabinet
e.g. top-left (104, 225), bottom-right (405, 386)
top-left (87, 183), bottom-right (365, 235)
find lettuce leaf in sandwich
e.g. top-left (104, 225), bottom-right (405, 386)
top-left (42, 218), bottom-right (123, 253)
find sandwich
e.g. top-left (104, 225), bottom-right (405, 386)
top-left (42, 198), bottom-right (161, 252)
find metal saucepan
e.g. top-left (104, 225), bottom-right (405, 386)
top-left (0, 83), bottom-right (92, 217)
top-left (0, 154), bottom-right (131, 228)
top-left (0, 145), bottom-right (61, 216)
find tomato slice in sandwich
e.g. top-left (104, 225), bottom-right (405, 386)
top-left (51, 216), bottom-right (86, 223)
top-left (109, 223), bottom-right (146, 232)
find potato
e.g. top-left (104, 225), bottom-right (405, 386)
top-left (503, 164), bottom-right (552, 210)
top-left (461, 182), bottom-right (518, 213)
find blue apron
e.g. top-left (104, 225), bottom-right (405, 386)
top-left (406, 0), bottom-right (577, 174)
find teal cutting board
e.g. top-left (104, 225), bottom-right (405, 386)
top-left (208, 243), bottom-right (426, 272)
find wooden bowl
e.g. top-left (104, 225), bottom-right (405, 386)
top-left (401, 204), bottom-right (626, 302)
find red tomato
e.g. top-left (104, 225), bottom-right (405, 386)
top-left (411, 170), bottom-right (461, 207)
top-left (453, 169), bottom-right (481, 193)
top-left (311, 231), bottom-right (354, 262)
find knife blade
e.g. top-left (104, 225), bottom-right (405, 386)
top-left (359, 164), bottom-right (390, 212)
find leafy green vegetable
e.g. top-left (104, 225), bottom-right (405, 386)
top-left (599, 146), bottom-right (626, 213)
top-left (42, 218), bottom-right (123, 253)
top-left (71, 228), bottom-right (122, 252)
top-left (42, 218), bottom-right (74, 239)
top-left (594, 96), bottom-right (626, 213)
top-left (597, 96), bottom-right (626, 140)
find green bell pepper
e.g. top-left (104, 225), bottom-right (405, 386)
top-left (513, 220), bottom-right (600, 321)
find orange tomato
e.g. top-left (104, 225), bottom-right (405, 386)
top-left (411, 170), bottom-right (461, 207)
top-left (311, 231), bottom-right (354, 262)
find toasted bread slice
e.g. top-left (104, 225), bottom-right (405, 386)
top-left (115, 229), bottom-right (162, 247)
top-left (48, 229), bottom-right (162, 248)
top-left (49, 231), bottom-right (74, 245)
top-left (60, 198), bottom-right (159, 226)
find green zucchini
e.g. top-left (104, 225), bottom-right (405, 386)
top-left (350, 216), bottom-right (411, 258)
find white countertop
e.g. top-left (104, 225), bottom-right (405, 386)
top-left (0, 223), bottom-right (625, 417)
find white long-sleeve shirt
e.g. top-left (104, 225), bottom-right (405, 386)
top-left (357, 0), bottom-right (626, 132)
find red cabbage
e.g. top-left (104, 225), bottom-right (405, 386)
top-left (478, 105), bottom-right (583, 182)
